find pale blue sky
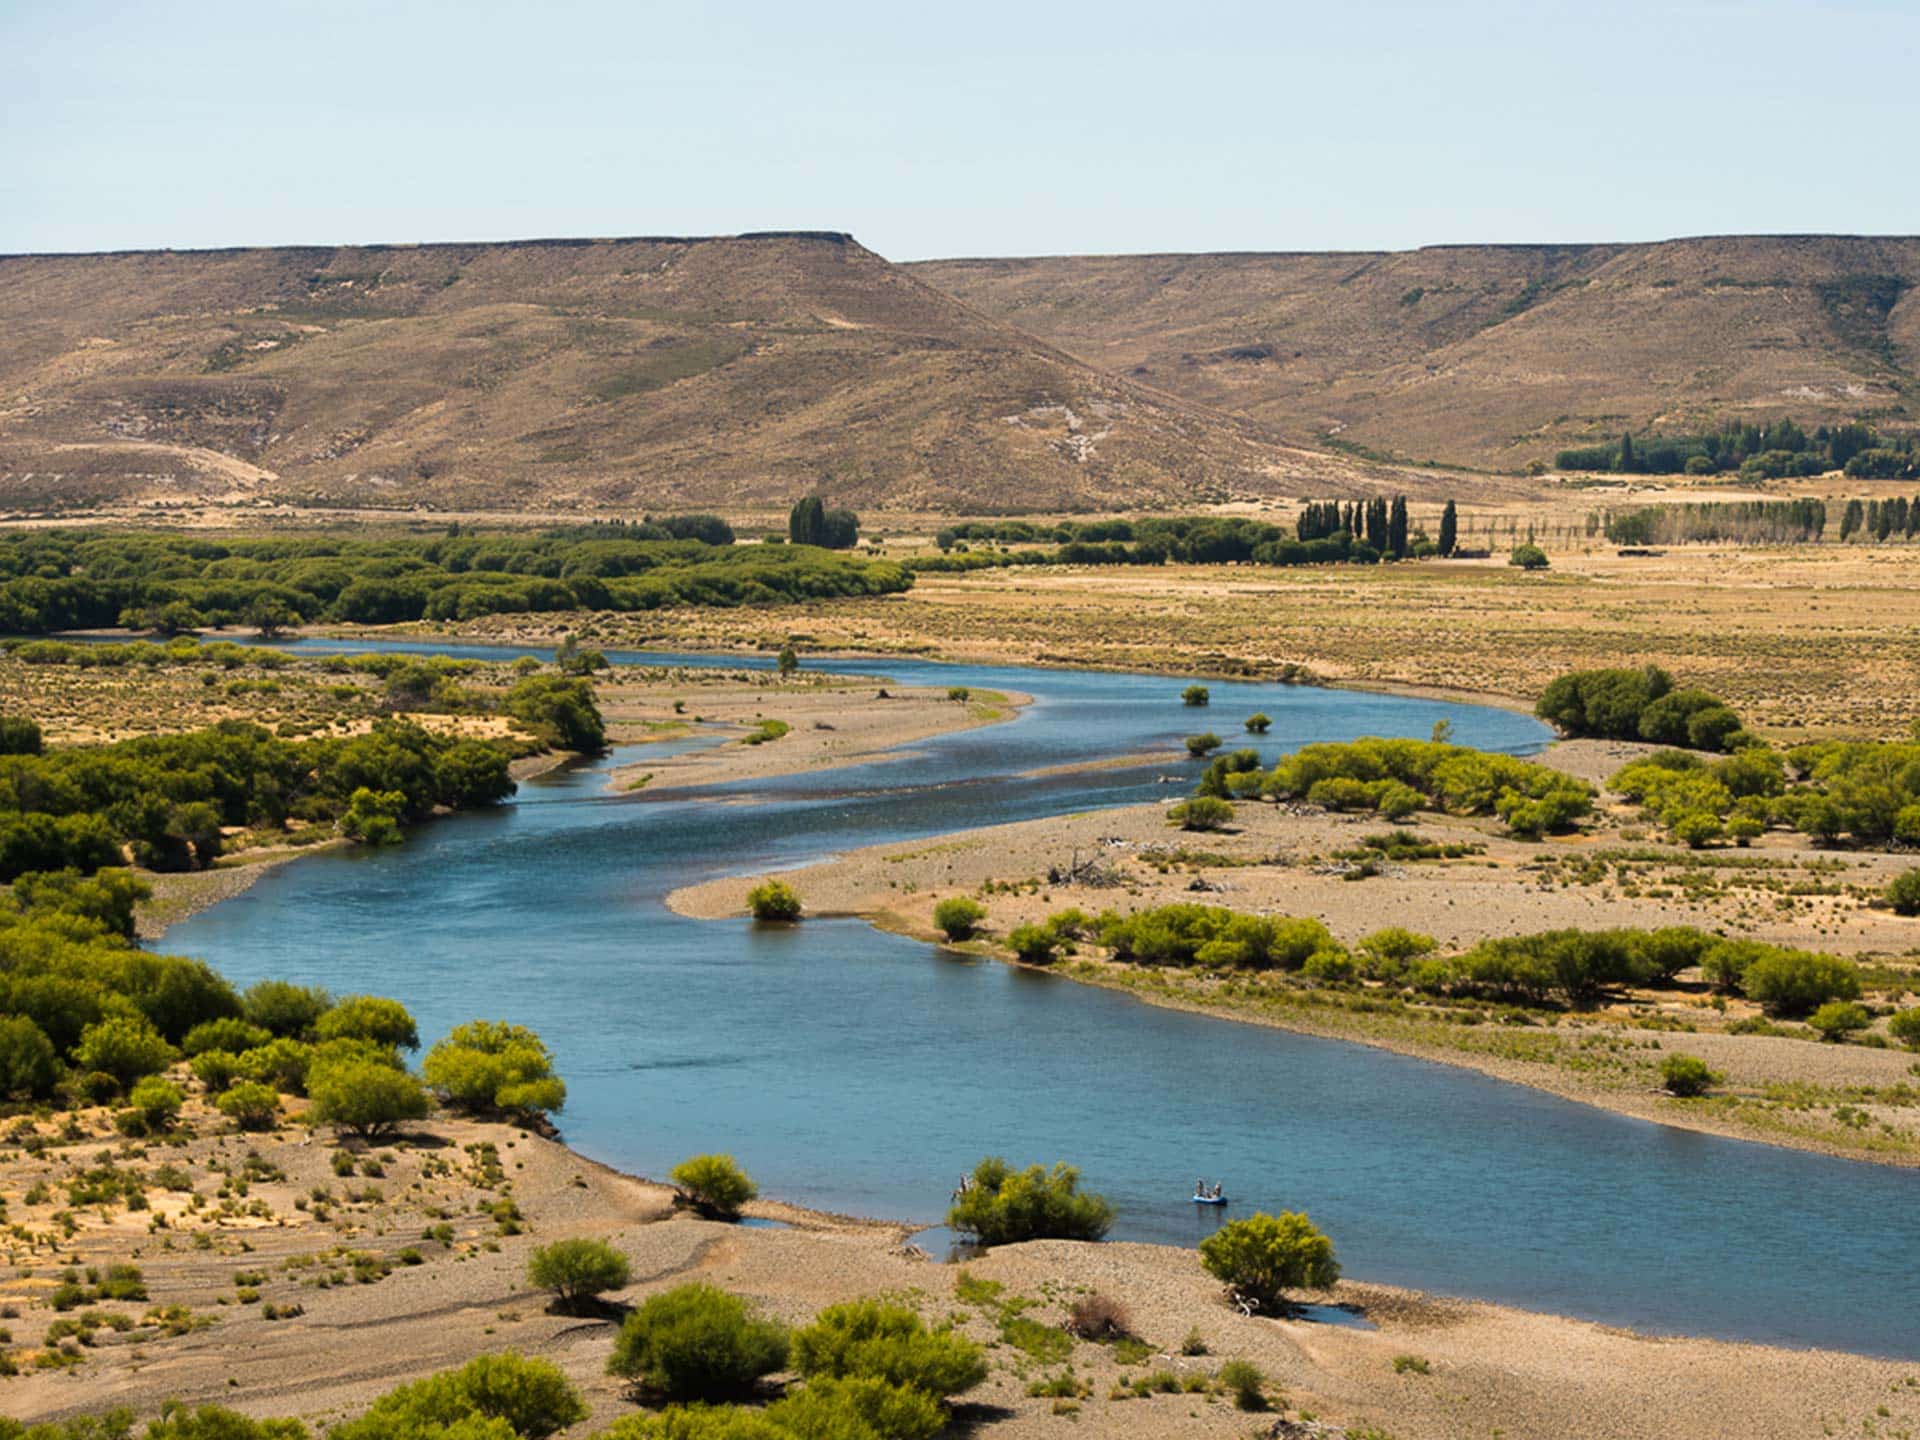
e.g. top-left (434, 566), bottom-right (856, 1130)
top-left (3, 0), bottom-right (1914, 260)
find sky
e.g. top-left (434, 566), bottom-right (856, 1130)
top-left (3, 0), bottom-right (1916, 261)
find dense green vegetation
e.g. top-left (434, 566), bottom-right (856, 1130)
top-left (1611, 734), bottom-right (1920, 849)
top-left (1536, 666), bottom-right (1748, 753)
top-left (1197, 738), bottom-right (1595, 837)
top-left (0, 528), bottom-right (910, 634)
top-left (0, 656), bottom-right (603, 880)
top-left (1031, 900), bottom-right (1868, 1017)
top-left (947, 1156), bottom-right (1114, 1245)
top-left (1557, 418), bottom-right (1916, 479)
top-left (924, 499), bottom-right (1453, 571)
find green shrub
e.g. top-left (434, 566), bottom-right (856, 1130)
top-left (1889, 1008), bottom-right (1920, 1050)
top-left (1169, 796), bottom-right (1234, 832)
top-left (314, 996), bottom-right (420, 1050)
top-left (243, 980), bottom-right (333, 1038)
top-left (1198, 1212), bottom-right (1339, 1310)
top-left (790, 1298), bottom-right (986, 1397)
top-left (595, 1408), bottom-right (788, 1439)
top-left (1217, 1358), bottom-right (1267, 1411)
top-left (1509, 543), bottom-right (1549, 569)
top-left (308, 1061), bottom-right (430, 1138)
top-left (182, 1018), bottom-right (273, 1056)
top-left (331, 1351), bottom-right (587, 1440)
top-left (1244, 713), bottom-right (1271, 733)
top-left (1808, 1001), bottom-right (1871, 1042)
top-left (1887, 870), bottom-right (1920, 916)
top-left (0, 1015), bottom-right (60, 1100)
top-left (932, 897), bottom-right (986, 941)
top-left (1182, 685), bottom-right (1210, 707)
top-left (766, 1375), bottom-right (946, 1440)
top-left (1006, 923), bottom-right (1062, 964)
top-left (947, 1157), bottom-right (1113, 1245)
top-left (423, 1021), bottom-right (565, 1120)
top-left (607, 1284), bottom-right (789, 1401)
top-left (746, 880), bottom-right (802, 922)
top-left (1741, 950), bottom-right (1860, 1017)
top-left (129, 1076), bottom-right (184, 1131)
top-left (73, 1016), bottom-right (175, 1089)
top-left (1658, 1054), bottom-right (1714, 1096)
top-left (217, 1081), bottom-right (281, 1130)
top-left (145, 1403), bottom-right (310, 1438)
top-left (1185, 732), bottom-right (1223, 757)
top-left (528, 1238), bottom-right (631, 1312)
top-left (670, 1153), bottom-right (758, 1219)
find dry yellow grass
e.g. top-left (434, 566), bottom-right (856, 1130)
top-left (460, 538), bottom-right (1920, 741)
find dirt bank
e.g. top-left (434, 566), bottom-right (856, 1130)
top-left (2, 1100), bottom-right (1909, 1440)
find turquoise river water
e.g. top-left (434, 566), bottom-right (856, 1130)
top-left (159, 641), bottom-right (1920, 1357)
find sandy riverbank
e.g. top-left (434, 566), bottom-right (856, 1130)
top-left (668, 753), bottom-right (1920, 1167)
top-left (3, 1097), bottom-right (1911, 1440)
top-left (592, 668), bottom-right (1027, 795)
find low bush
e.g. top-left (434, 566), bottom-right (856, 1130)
top-left (423, 1020), bottom-right (566, 1120)
top-left (670, 1153), bottom-right (757, 1219)
top-left (607, 1283), bottom-right (789, 1401)
top-left (1741, 949), bottom-right (1861, 1018)
top-left (746, 880), bottom-right (802, 922)
top-left (1887, 870), bottom-right (1920, 916)
top-left (1185, 732), bottom-right (1223, 757)
top-left (307, 1061), bottom-right (430, 1139)
top-left (528, 1238), bottom-right (631, 1312)
top-left (1006, 923), bottom-right (1062, 964)
top-left (1217, 1358), bottom-right (1268, 1411)
top-left (1063, 1293), bottom-right (1132, 1340)
top-left (1244, 713), bottom-right (1271, 733)
top-left (217, 1081), bottom-right (281, 1130)
top-left (1659, 1054), bottom-right (1715, 1096)
top-left (1182, 685), bottom-right (1210, 707)
top-left (790, 1298), bottom-right (987, 1397)
top-left (947, 1157), bottom-right (1113, 1245)
top-left (766, 1376), bottom-right (946, 1440)
top-left (128, 1076), bottom-right (184, 1131)
top-left (932, 896), bottom-right (986, 941)
top-left (1808, 1000), bottom-right (1872, 1042)
top-left (1889, 1008), bottom-right (1920, 1050)
top-left (1198, 1211), bottom-right (1339, 1311)
top-left (331, 1351), bottom-right (587, 1440)
top-left (1169, 796), bottom-right (1234, 832)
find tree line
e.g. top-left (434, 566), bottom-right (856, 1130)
top-left (0, 529), bottom-right (910, 635)
top-left (924, 499), bottom-right (1459, 571)
top-left (1556, 418), bottom-right (1917, 479)
top-left (1601, 499), bottom-right (1828, 546)
top-left (1838, 496), bottom-right (1920, 540)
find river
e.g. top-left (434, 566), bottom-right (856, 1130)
top-left (159, 641), bottom-right (1920, 1357)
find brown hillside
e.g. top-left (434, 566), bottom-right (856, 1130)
top-left (0, 233), bottom-right (1387, 514)
top-left (912, 235), bottom-right (1920, 471)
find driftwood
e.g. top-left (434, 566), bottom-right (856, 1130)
top-left (1047, 848), bottom-right (1125, 888)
